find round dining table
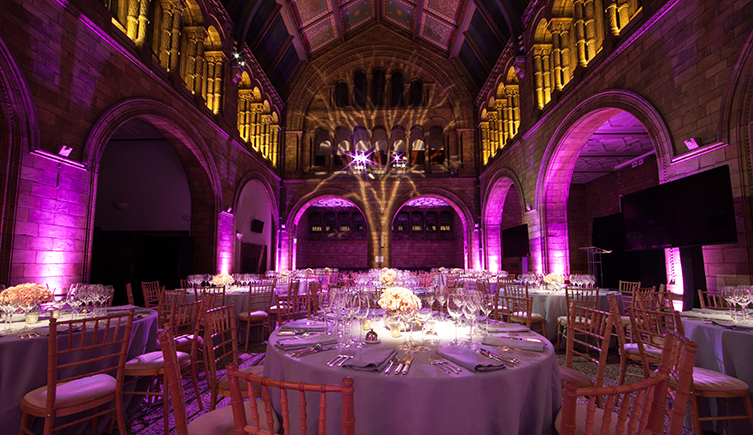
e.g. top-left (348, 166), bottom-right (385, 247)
top-left (682, 312), bottom-right (753, 435)
top-left (264, 318), bottom-right (562, 435)
top-left (0, 306), bottom-right (158, 435)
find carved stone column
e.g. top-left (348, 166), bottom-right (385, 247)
top-left (238, 89), bottom-right (253, 142)
top-left (250, 103), bottom-right (263, 151)
top-left (169, 1), bottom-right (182, 73)
top-left (204, 52), bottom-right (224, 114)
top-left (617, 0), bottom-right (631, 30)
top-left (533, 47), bottom-right (544, 110)
top-left (261, 113), bottom-right (271, 158)
top-left (479, 121), bottom-right (490, 164)
top-left (496, 99), bottom-right (508, 145)
top-left (550, 19), bottom-right (572, 91)
top-left (182, 27), bottom-right (206, 95)
top-left (158, 1), bottom-right (172, 68)
top-left (549, 23), bottom-right (563, 91)
top-left (506, 85), bottom-right (520, 137)
top-left (606, 0), bottom-right (620, 36)
top-left (584, 0), bottom-right (597, 61)
top-left (126, 0), bottom-right (139, 41)
top-left (488, 110), bottom-right (498, 152)
top-left (135, 0), bottom-right (150, 47)
top-left (574, 0), bottom-right (588, 67)
top-left (560, 23), bottom-right (572, 84)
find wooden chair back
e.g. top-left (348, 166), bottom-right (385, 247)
top-left (226, 364), bottom-right (355, 435)
top-left (193, 286), bottom-right (225, 307)
top-left (158, 325), bottom-right (189, 435)
top-left (565, 305), bottom-right (614, 390)
top-left (564, 287), bottom-right (599, 321)
top-left (126, 283), bottom-right (135, 306)
top-left (307, 280), bottom-right (321, 315)
top-left (158, 289), bottom-right (187, 325)
top-left (34, 311), bottom-right (134, 435)
top-left (203, 304), bottom-right (240, 409)
top-left (179, 279), bottom-right (190, 289)
top-left (559, 329), bottom-right (673, 435)
top-left (501, 283), bottom-right (528, 299)
top-left (664, 330), bottom-right (698, 435)
top-left (141, 281), bottom-right (163, 308)
top-left (498, 294), bottom-right (533, 328)
top-left (698, 289), bottom-right (729, 310)
top-left (618, 280), bottom-right (641, 308)
top-left (627, 305), bottom-right (684, 378)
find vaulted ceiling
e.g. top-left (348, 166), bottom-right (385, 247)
top-left (222, 0), bottom-right (528, 98)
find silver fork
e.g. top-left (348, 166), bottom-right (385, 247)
top-left (336, 348), bottom-right (356, 367)
top-left (327, 347), bottom-right (354, 367)
top-left (430, 354), bottom-right (461, 373)
top-left (427, 356), bottom-right (453, 374)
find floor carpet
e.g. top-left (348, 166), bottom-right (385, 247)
top-left (121, 343), bottom-right (697, 435)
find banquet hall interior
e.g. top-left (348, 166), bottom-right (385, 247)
top-left (2, 0), bottom-right (753, 433)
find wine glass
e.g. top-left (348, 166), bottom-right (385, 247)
top-left (415, 296), bottom-right (433, 352)
top-left (0, 289), bottom-right (20, 332)
top-left (435, 286), bottom-right (448, 318)
top-left (479, 291), bottom-right (494, 335)
top-left (67, 284), bottom-right (83, 319)
top-left (462, 291), bottom-right (480, 349)
top-left (354, 293), bottom-right (370, 347)
top-left (447, 294), bottom-right (464, 346)
top-left (397, 307), bottom-right (415, 352)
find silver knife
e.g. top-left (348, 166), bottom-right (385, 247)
top-left (401, 357), bottom-right (413, 375)
top-left (479, 348), bottom-right (515, 367)
top-left (393, 358), bottom-right (405, 375)
top-left (294, 346), bottom-right (337, 357)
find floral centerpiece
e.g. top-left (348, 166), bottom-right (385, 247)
top-left (0, 283), bottom-right (53, 305)
top-left (542, 273), bottom-right (565, 290)
top-left (378, 286), bottom-right (420, 313)
top-left (379, 269), bottom-right (397, 287)
top-left (210, 273), bottom-right (235, 287)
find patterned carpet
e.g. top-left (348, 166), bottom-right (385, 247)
top-left (121, 344), bottom-right (696, 435)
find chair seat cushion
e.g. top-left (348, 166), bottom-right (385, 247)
top-left (619, 315), bottom-right (631, 326)
top-left (156, 334), bottom-right (203, 351)
top-left (624, 343), bottom-right (662, 358)
top-left (557, 316), bottom-right (591, 326)
top-left (692, 367), bottom-right (752, 393)
top-left (218, 365), bottom-right (264, 398)
top-left (238, 311), bottom-right (269, 321)
top-left (23, 374), bottom-right (116, 409)
top-left (559, 367), bottom-right (594, 389)
top-left (554, 402), bottom-right (618, 435)
top-left (187, 398), bottom-right (279, 435)
top-left (125, 350), bottom-right (190, 371)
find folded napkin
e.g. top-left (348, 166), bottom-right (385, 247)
top-left (486, 322), bottom-right (531, 333)
top-left (482, 335), bottom-right (546, 352)
top-left (279, 319), bottom-right (327, 332)
top-left (437, 346), bottom-right (505, 372)
top-left (275, 334), bottom-right (338, 351)
top-left (343, 347), bottom-right (397, 372)
top-left (681, 310), bottom-right (732, 321)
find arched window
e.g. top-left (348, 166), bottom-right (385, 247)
top-left (353, 127), bottom-right (370, 154)
top-left (409, 80), bottom-right (423, 106)
top-left (354, 72), bottom-right (367, 107)
top-left (334, 129), bottom-right (352, 166)
top-left (335, 82), bottom-right (349, 107)
top-left (372, 128), bottom-right (388, 166)
top-left (427, 126), bottom-right (444, 165)
top-left (390, 128), bottom-right (407, 167)
top-left (314, 129), bottom-right (332, 167)
top-left (372, 69), bottom-right (385, 106)
top-left (409, 127), bottom-right (425, 166)
top-left (390, 72), bottom-right (404, 107)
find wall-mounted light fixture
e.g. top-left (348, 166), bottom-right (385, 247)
top-left (684, 138), bottom-right (700, 150)
top-left (58, 145), bottom-right (73, 157)
top-left (236, 232), bottom-right (243, 240)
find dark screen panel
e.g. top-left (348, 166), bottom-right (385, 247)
top-left (502, 224), bottom-right (529, 258)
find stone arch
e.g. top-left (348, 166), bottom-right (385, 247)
top-left (535, 90), bottom-right (673, 273)
top-left (233, 171), bottom-right (280, 271)
top-left (388, 188), bottom-right (475, 268)
top-left (483, 169), bottom-right (528, 272)
top-left (84, 98), bottom-right (222, 273)
top-left (0, 35), bottom-right (40, 283)
top-left (283, 189), bottom-right (370, 270)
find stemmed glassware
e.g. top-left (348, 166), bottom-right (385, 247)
top-left (447, 293), bottom-right (464, 346)
top-left (67, 284), bottom-right (83, 319)
top-left (478, 291), bottom-right (494, 335)
top-left (462, 291), bottom-right (480, 349)
top-left (435, 286), bottom-right (448, 318)
top-left (354, 293), bottom-right (370, 347)
top-left (396, 307), bottom-right (416, 352)
top-left (0, 289), bottom-right (20, 332)
top-left (415, 296), bottom-right (433, 352)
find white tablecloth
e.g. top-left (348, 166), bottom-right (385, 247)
top-left (264, 319), bottom-right (562, 435)
top-left (0, 306), bottom-right (158, 435)
top-left (682, 316), bottom-right (753, 434)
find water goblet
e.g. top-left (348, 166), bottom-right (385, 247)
top-left (447, 294), bottom-right (464, 346)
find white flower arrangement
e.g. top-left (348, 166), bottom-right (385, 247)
top-left (379, 269), bottom-right (397, 286)
top-left (0, 283), bottom-right (52, 305)
top-left (378, 286), bottom-right (420, 312)
top-left (210, 273), bottom-right (235, 287)
top-left (542, 273), bottom-right (565, 288)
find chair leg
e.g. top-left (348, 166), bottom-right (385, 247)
top-left (90, 408), bottom-right (98, 435)
top-left (18, 412), bottom-right (31, 435)
top-left (555, 322), bottom-right (563, 351)
top-left (162, 375), bottom-right (170, 435)
top-left (245, 319), bottom-right (251, 352)
top-left (689, 392), bottom-right (702, 435)
top-left (189, 360), bottom-right (203, 411)
top-left (743, 394), bottom-right (753, 431)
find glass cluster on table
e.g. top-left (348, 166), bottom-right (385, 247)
top-left (722, 285), bottom-right (753, 322)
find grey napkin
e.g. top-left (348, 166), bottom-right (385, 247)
top-left (486, 322), bottom-right (531, 333)
top-left (343, 347), bottom-right (397, 372)
top-left (481, 335), bottom-right (546, 352)
top-left (280, 319), bottom-right (327, 332)
top-left (276, 334), bottom-right (338, 351)
top-left (437, 346), bottom-right (505, 372)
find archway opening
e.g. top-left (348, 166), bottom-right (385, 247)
top-left (561, 111), bottom-right (665, 289)
top-left (391, 196), bottom-right (464, 270)
top-left (235, 180), bottom-right (274, 274)
top-left (484, 178), bottom-right (524, 274)
top-left (91, 119), bottom-right (193, 305)
top-left (295, 197), bottom-right (368, 271)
